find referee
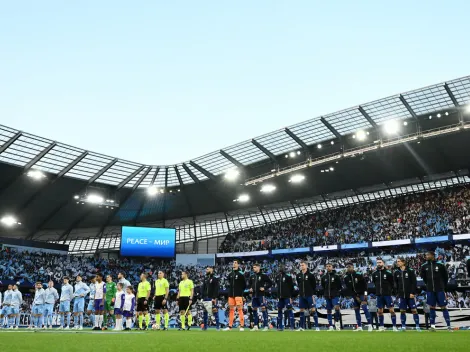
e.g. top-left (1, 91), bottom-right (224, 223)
top-left (154, 271), bottom-right (170, 330)
top-left (177, 271), bottom-right (194, 331)
top-left (136, 273), bottom-right (151, 330)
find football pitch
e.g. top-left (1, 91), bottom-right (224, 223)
top-left (0, 330), bottom-right (468, 352)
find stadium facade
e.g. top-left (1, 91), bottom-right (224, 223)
top-left (0, 75), bottom-right (469, 254)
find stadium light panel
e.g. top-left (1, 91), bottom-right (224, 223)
top-left (356, 130), bottom-right (366, 141)
top-left (289, 174), bottom-right (305, 183)
top-left (224, 168), bottom-right (240, 181)
top-left (147, 185), bottom-right (159, 196)
top-left (383, 120), bottom-right (399, 134)
top-left (237, 194), bottom-right (250, 202)
top-left (87, 194), bottom-right (104, 204)
top-left (260, 184), bottom-right (276, 193)
top-left (27, 170), bottom-right (46, 180)
top-left (0, 215), bottom-right (19, 227)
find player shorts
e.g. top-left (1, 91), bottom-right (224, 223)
top-left (114, 308), bottom-right (123, 315)
top-left (278, 298), bottom-right (292, 310)
top-left (376, 295), bottom-right (393, 309)
top-left (10, 306), bottom-right (19, 315)
top-left (325, 297), bottom-right (340, 310)
top-left (94, 299), bottom-right (105, 311)
top-left (352, 295), bottom-right (367, 308)
top-left (32, 304), bottom-right (44, 315)
top-left (87, 300), bottom-right (95, 312)
top-left (44, 304), bottom-right (54, 317)
top-left (398, 297), bottom-right (417, 311)
top-left (105, 299), bottom-right (114, 311)
top-left (178, 297), bottom-right (191, 311)
top-left (426, 291), bottom-right (447, 307)
top-left (228, 296), bottom-right (243, 306)
top-left (251, 297), bottom-right (266, 309)
top-left (1, 306), bottom-right (11, 316)
top-left (154, 295), bottom-right (168, 310)
top-left (59, 300), bottom-right (71, 313)
top-left (299, 296), bottom-right (315, 310)
top-left (137, 297), bottom-right (149, 312)
top-left (123, 310), bottom-right (133, 318)
top-left (73, 298), bottom-right (85, 313)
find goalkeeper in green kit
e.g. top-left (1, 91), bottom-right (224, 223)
top-left (103, 275), bottom-right (117, 330)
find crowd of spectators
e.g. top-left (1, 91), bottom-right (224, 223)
top-left (220, 186), bottom-right (470, 252)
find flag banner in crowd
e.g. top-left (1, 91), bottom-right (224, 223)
top-left (372, 239), bottom-right (411, 247)
top-left (313, 245), bottom-right (338, 252)
top-left (415, 235), bottom-right (450, 244)
top-left (341, 243), bottom-right (369, 249)
top-left (216, 250), bottom-right (269, 258)
top-left (271, 247), bottom-right (310, 254)
top-left (453, 233), bottom-right (470, 240)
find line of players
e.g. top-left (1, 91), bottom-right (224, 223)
top-left (0, 250), bottom-right (452, 332)
top-left (221, 251), bottom-right (452, 332)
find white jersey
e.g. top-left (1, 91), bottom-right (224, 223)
top-left (115, 291), bottom-right (126, 310)
top-left (94, 282), bottom-right (106, 300)
top-left (123, 293), bottom-right (135, 312)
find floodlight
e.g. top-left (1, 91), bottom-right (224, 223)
top-left (297, 151), bottom-right (301, 155)
top-left (260, 184), bottom-right (276, 193)
top-left (27, 170), bottom-right (46, 180)
top-left (289, 174), bottom-right (305, 183)
top-left (74, 195), bottom-right (79, 200)
top-left (383, 120), bottom-right (399, 134)
top-left (330, 141), bottom-right (334, 145)
top-left (289, 152), bottom-right (296, 158)
top-left (317, 144), bottom-right (322, 149)
top-left (356, 130), bottom-right (366, 141)
top-left (87, 194), bottom-right (104, 204)
top-left (224, 168), bottom-right (240, 181)
top-left (437, 113), bottom-right (441, 118)
top-left (0, 216), bottom-right (18, 226)
top-left (147, 185), bottom-right (159, 196)
top-left (445, 112), bottom-right (449, 116)
top-left (238, 194), bottom-right (250, 202)
top-left (329, 167), bottom-right (334, 171)
top-left (403, 121), bottom-right (408, 126)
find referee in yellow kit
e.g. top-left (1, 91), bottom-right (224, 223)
top-left (177, 271), bottom-right (194, 331)
top-left (137, 273), bottom-right (151, 330)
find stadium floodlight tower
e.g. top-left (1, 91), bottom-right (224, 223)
top-left (0, 215), bottom-right (21, 226)
top-left (260, 184), bottom-right (276, 193)
top-left (235, 194), bottom-right (250, 203)
top-left (383, 120), bottom-right (400, 135)
top-left (224, 168), bottom-right (240, 181)
top-left (289, 174), bottom-right (305, 183)
top-left (26, 169), bottom-right (46, 180)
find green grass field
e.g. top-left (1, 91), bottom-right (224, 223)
top-left (0, 329), bottom-right (467, 352)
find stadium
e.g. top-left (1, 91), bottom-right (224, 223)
top-left (2, 3), bottom-right (470, 352)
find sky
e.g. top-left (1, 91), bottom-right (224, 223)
top-left (1, 1), bottom-right (469, 165)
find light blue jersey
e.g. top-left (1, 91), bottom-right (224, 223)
top-left (33, 288), bottom-right (46, 305)
top-left (44, 287), bottom-right (59, 304)
top-left (10, 290), bottom-right (22, 314)
top-left (74, 282), bottom-right (90, 299)
top-left (3, 290), bottom-right (12, 305)
top-left (60, 284), bottom-right (74, 302)
top-left (119, 278), bottom-right (131, 291)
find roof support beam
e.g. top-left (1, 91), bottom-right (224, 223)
top-left (24, 142), bottom-right (56, 170)
top-left (134, 167), bottom-right (160, 225)
top-left (174, 166), bottom-right (195, 219)
top-left (220, 150), bottom-right (244, 169)
top-left (182, 163), bottom-right (200, 183)
top-left (14, 151), bottom-right (89, 216)
top-left (251, 139), bottom-right (277, 163)
top-left (444, 83), bottom-right (459, 107)
top-left (320, 117), bottom-right (342, 140)
top-left (92, 166), bottom-right (152, 241)
top-left (117, 165), bottom-right (146, 189)
top-left (189, 161), bottom-right (216, 180)
top-left (399, 94), bottom-right (418, 119)
top-left (358, 106), bottom-right (379, 129)
top-left (28, 158), bottom-right (119, 240)
top-left (285, 128), bottom-right (309, 151)
top-left (0, 131), bottom-right (22, 154)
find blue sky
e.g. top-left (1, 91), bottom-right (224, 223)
top-left (1, 1), bottom-right (469, 165)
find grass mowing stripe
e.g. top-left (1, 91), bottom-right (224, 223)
top-left (0, 330), bottom-right (466, 352)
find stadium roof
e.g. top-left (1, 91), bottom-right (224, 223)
top-left (0, 75), bottom-right (470, 251)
